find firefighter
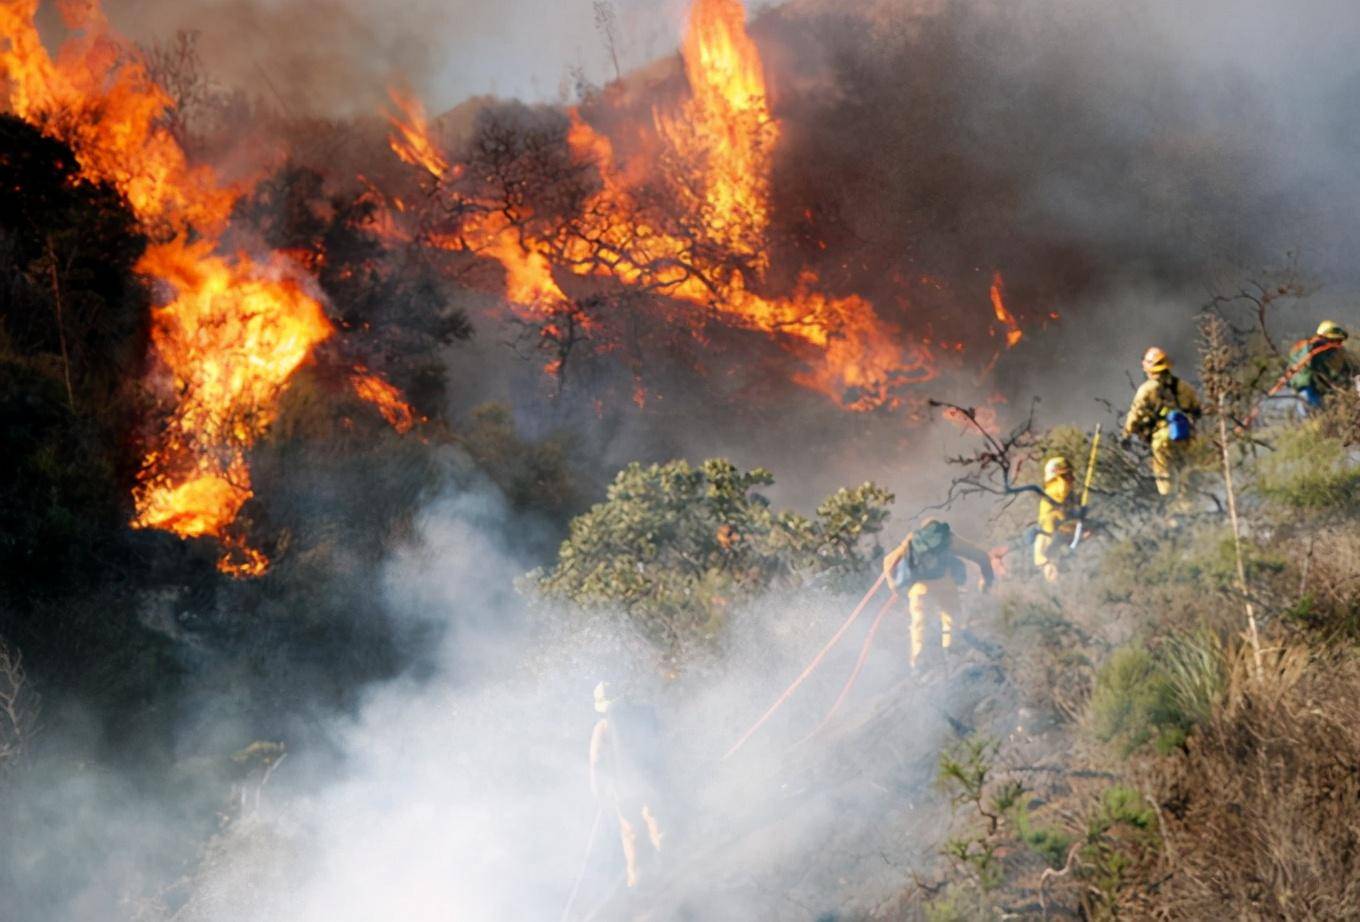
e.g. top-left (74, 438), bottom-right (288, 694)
top-left (1122, 347), bottom-right (1202, 499)
top-left (882, 519), bottom-right (993, 670)
top-left (1288, 320), bottom-right (1358, 413)
top-left (589, 682), bottom-right (665, 889)
top-left (1033, 456), bottom-right (1079, 583)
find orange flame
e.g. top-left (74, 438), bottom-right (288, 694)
top-left (131, 245), bottom-right (335, 559)
top-left (2, 0), bottom-right (414, 575)
top-left (989, 271), bottom-right (1024, 348)
top-left (656, 0), bottom-right (777, 261)
top-left (350, 365), bottom-right (419, 433)
top-left (387, 87), bottom-right (450, 180)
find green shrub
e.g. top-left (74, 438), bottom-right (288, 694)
top-left (1079, 785), bottom-right (1160, 917)
top-left (530, 459), bottom-right (892, 652)
top-left (1012, 800), bottom-right (1075, 869)
top-left (1254, 423), bottom-right (1360, 513)
top-left (1086, 646), bottom-right (1190, 756)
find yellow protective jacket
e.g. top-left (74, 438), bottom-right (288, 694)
top-left (883, 529), bottom-right (994, 589)
top-left (1038, 477), bottom-right (1078, 537)
top-left (1123, 374), bottom-right (1201, 441)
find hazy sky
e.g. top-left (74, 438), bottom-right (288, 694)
top-left (103, 0), bottom-right (698, 114)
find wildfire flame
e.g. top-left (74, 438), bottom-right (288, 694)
top-left (350, 365), bottom-right (419, 433)
top-left (387, 87), bottom-right (450, 180)
top-left (657, 0), bottom-right (776, 261)
top-left (2, 0), bottom-right (414, 575)
top-left (989, 271), bottom-right (1024, 349)
top-left (387, 0), bottom-right (936, 411)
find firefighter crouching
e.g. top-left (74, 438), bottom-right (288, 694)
top-left (1288, 320), bottom-right (1359, 413)
top-left (882, 519), bottom-right (994, 670)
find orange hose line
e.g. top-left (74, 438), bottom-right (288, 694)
top-left (721, 572), bottom-right (887, 761)
top-left (796, 592), bottom-right (897, 746)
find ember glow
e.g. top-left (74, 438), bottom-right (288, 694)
top-left (387, 0), bottom-right (946, 411)
top-left (1, 0), bottom-right (414, 575)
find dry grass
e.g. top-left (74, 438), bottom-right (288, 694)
top-left (1146, 645), bottom-right (1360, 919)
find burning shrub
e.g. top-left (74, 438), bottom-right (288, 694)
top-left (529, 458), bottom-right (892, 654)
top-left (231, 162), bottom-right (472, 415)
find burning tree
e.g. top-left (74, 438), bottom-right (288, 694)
top-left (0, 0), bottom-right (419, 575)
top-left (383, 0), bottom-right (944, 413)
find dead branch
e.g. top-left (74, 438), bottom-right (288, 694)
top-left (0, 637), bottom-right (40, 770)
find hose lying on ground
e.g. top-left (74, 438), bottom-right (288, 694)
top-left (722, 573), bottom-right (887, 761)
top-left (796, 592), bottom-right (897, 746)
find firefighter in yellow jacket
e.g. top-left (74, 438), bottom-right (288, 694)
top-left (1033, 456), bottom-right (1079, 583)
top-left (1123, 347), bottom-right (1202, 498)
top-left (882, 519), bottom-right (993, 670)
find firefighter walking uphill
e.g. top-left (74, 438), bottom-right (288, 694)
top-left (882, 519), bottom-right (994, 671)
top-left (1123, 346), bottom-right (1202, 501)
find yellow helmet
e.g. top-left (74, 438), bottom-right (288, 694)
top-left (1044, 456), bottom-right (1073, 482)
top-left (1141, 346), bottom-right (1171, 375)
top-left (1317, 320), bottom-right (1348, 341)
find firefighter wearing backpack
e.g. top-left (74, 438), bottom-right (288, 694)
top-left (589, 681), bottom-right (665, 889)
top-left (1288, 321), bottom-right (1357, 413)
top-left (1123, 347), bottom-right (1202, 498)
top-left (1033, 456), bottom-right (1079, 583)
top-left (882, 519), bottom-right (994, 670)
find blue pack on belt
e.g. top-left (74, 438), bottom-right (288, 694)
top-left (1165, 409), bottom-right (1193, 442)
top-left (891, 555), bottom-right (912, 588)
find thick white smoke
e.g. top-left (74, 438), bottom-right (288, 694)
top-left (155, 475), bottom-right (978, 921)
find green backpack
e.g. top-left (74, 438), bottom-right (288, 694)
top-left (1289, 337), bottom-right (1339, 390)
top-left (893, 520), bottom-right (954, 584)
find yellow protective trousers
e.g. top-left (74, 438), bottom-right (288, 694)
top-left (1033, 532), bottom-right (1060, 583)
top-left (1149, 427), bottom-right (1192, 497)
top-left (617, 801), bottom-right (663, 888)
top-left (907, 577), bottom-right (959, 669)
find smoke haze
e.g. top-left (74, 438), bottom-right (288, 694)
top-left (103, 0), bottom-right (684, 113)
top-left (9, 0), bottom-right (1360, 919)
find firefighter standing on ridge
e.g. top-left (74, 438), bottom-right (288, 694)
top-left (589, 682), bottom-right (665, 889)
top-left (882, 519), bottom-right (993, 671)
top-left (1123, 347), bottom-right (1202, 501)
top-left (1033, 456), bottom-right (1080, 583)
top-left (1287, 320), bottom-right (1358, 413)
